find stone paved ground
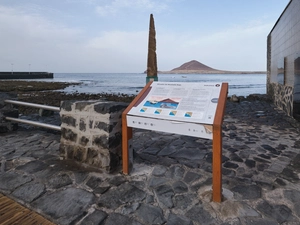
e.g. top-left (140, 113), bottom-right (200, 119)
top-left (1, 99), bottom-right (300, 225)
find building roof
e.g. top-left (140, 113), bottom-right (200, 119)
top-left (268, 0), bottom-right (292, 35)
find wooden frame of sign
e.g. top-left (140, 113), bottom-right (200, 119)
top-left (122, 81), bottom-right (228, 202)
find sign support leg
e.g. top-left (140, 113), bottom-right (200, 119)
top-left (212, 82), bottom-right (228, 202)
top-left (122, 114), bottom-right (132, 175)
top-left (121, 81), bottom-right (153, 175)
top-left (212, 124), bottom-right (222, 202)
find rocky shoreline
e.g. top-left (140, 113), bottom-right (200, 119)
top-left (0, 80), bottom-right (136, 114)
top-left (0, 80), bottom-right (272, 116)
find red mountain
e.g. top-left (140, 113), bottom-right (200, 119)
top-left (155, 60), bottom-right (265, 74)
top-left (171, 60), bottom-right (217, 71)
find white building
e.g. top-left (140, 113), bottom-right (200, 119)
top-left (267, 0), bottom-right (300, 120)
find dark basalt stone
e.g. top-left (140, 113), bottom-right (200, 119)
top-left (61, 115), bottom-right (76, 127)
top-left (245, 159), bottom-right (256, 168)
top-left (223, 161), bottom-right (239, 169)
top-left (61, 128), bottom-right (77, 142)
top-left (94, 102), bottom-right (128, 114)
top-left (257, 200), bottom-right (295, 223)
top-left (232, 184), bottom-right (262, 199)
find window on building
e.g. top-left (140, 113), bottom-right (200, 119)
top-left (294, 53), bottom-right (300, 101)
top-left (277, 57), bottom-right (285, 85)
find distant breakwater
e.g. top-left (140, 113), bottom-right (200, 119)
top-left (0, 72), bottom-right (53, 79)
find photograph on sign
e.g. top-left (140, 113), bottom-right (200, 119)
top-left (143, 97), bottom-right (180, 109)
top-left (128, 82), bottom-right (222, 125)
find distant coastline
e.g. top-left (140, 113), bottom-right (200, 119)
top-left (146, 60), bottom-right (266, 75)
top-left (0, 72), bottom-right (53, 79)
top-left (158, 70), bottom-right (266, 74)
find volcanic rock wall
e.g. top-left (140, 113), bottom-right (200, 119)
top-left (60, 100), bottom-right (128, 172)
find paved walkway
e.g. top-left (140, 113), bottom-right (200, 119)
top-left (1, 98), bottom-right (300, 225)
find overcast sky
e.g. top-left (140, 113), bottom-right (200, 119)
top-left (0, 0), bottom-right (290, 73)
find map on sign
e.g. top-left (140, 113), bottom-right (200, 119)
top-left (128, 82), bottom-right (222, 125)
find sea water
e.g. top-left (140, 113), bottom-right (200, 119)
top-left (34, 73), bottom-right (266, 97)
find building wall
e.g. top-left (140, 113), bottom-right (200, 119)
top-left (267, 0), bottom-right (300, 118)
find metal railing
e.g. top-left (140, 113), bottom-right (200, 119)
top-left (4, 100), bottom-right (61, 131)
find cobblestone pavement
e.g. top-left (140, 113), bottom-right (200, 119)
top-left (1, 99), bottom-right (300, 225)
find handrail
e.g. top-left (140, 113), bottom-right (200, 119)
top-left (4, 100), bottom-right (60, 112)
top-left (4, 100), bottom-right (61, 131)
top-left (5, 117), bottom-right (61, 131)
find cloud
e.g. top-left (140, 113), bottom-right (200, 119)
top-left (0, 6), bottom-right (88, 71)
top-left (0, 5), bottom-right (149, 72)
top-left (65, 0), bottom-right (96, 3)
top-left (95, 0), bottom-right (169, 16)
top-left (0, 4), bottom-right (272, 73)
top-left (0, 6), bottom-right (83, 42)
top-left (85, 30), bottom-right (148, 72)
top-left (87, 30), bottom-right (146, 51)
top-left (156, 20), bottom-right (272, 71)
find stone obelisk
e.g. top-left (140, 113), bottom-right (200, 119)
top-left (146, 14), bottom-right (158, 83)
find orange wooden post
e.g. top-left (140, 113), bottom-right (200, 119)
top-left (122, 81), bottom-right (153, 175)
top-left (212, 83), bottom-right (228, 202)
top-left (212, 124), bottom-right (222, 202)
top-left (122, 114), bottom-right (132, 175)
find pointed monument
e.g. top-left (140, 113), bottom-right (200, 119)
top-left (146, 14), bottom-right (158, 83)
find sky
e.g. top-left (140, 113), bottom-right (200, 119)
top-left (0, 0), bottom-right (290, 73)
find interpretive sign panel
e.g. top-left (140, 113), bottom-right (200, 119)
top-left (122, 81), bottom-right (228, 202)
top-left (126, 82), bottom-right (223, 139)
top-left (128, 82), bottom-right (222, 124)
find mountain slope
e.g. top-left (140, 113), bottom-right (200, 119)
top-left (171, 60), bottom-right (217, 71)
top-left (158, 60), bottom-right (265, 74)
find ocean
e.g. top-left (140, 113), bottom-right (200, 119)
top-left (36, 73), bottom-right (266, 97)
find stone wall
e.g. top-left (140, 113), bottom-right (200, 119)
top-left (0, 93), bottom-right (18, 133)
top-left (60, 100), bottom-right (128, 172)
top-left (268, 83), bottom-right (293, 116)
